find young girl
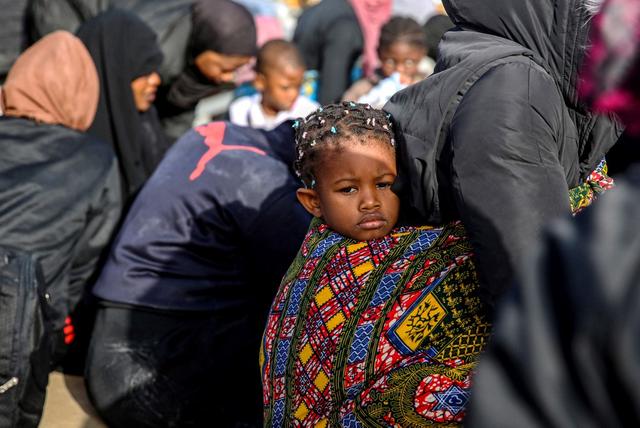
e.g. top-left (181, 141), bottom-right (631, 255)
top-left (261, 102), bottom-right (490, 426)
top-left (294, 102), bottom-right (400, 241)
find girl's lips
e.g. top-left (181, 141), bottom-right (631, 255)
top-left (359, 220), bottom-right (386, 230)
top-left (358, 214), bottom-right (387, 230)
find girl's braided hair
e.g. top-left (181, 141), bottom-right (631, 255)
top-left (293, 101), bottom-right (395, 188)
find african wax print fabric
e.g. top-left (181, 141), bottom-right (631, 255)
top-left (261, 220), bottom-right (489, 427)
top-left (568, 159), bottom-right (614, 214)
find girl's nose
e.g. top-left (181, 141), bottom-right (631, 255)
top-left (360, 187), bottom-right (381, 210)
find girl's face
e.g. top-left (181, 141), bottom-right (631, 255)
top-left (297, 137), bottom-right (400, 241)
top-left (131, 71), bottom-right (161, 112)
top-left (379, 41), bottom-right (426, 84)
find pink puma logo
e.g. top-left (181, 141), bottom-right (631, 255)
top-left (189, 122), bottom-right (267, 181)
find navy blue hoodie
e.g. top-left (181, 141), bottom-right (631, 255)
top-left (93, 121), bottom-right (311, 312)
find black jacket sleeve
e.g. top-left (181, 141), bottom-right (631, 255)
top-left (466, 169), bottom-right (640, 428)
top-left (449, 62), bottom-right (570, 305)
top-left (67, 158), bottom-right (121, 311)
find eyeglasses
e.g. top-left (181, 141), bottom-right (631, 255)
top-left (382, 58), bottom-right (419, 69)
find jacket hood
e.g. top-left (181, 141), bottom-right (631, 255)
top-left (444, 0), bottom-right (598, 109)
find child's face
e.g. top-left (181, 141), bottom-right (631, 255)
top-left (256, 64), bottom-right (304, 115)
top-left (379, 41), bottom-right (426, 84)
top-left (297, 137), bottom-right (400, 241)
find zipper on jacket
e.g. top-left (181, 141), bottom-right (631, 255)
top-left (0, 377), bottom-right (18, 394)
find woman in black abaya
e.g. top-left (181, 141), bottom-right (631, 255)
top-left (77, 9), bottom-right (168, 202)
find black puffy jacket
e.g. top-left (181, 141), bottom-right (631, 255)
top-left (0, 117), bottom-right (121, 335)
top-left (385, 0), bottom-right (621, 306)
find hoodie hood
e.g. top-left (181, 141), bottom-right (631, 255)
top-left (443, 0), bottom-right (597, 109)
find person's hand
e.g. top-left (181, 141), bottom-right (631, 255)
top-left (63, 316), bottom-right (75, 345)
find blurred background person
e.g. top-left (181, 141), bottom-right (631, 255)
top-left (52, 9), bottom-right (171, 376)
top-left (153, 0), bottom-right (257, 140)
top-left (343, 16), bottom-right (429, 107)
top-left (294, 0), bottom-right (391, 105)
top-left (0, 29), bottom-right (120, 390)
top-left (77, 9), bottom-right (168, 203)
top-left (84, 120), bottom-right (310, 427)
top-left (229, 39), bottom-right (318, 130)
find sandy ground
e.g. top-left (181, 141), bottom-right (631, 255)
top-left (39, 372), bottom-right (106, 428)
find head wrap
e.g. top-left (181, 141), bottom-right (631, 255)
top-left (2, 31), bottom-right (99, 131)
top-left (164, 0), bottom-right (257, 111)
top-left (190, 0), bottom-right (257, 58)
top-left (77, 9), bottom-right (167, 198)
top-left (580, 0), bottom-right (640, 134)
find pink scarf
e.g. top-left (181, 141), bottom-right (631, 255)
top-left (349, 0), bottom-right (392, 77)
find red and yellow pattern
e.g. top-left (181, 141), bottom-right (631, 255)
top-left (261, 220), bottom-right (489, 427)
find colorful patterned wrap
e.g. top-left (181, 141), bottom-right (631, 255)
top-left (261, 220), bottom-right (488, 427)
top-left (568, 159), bottom-right (614, 214)
top-left (261, 162), bottom-right (614, 427)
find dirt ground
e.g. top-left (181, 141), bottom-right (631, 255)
top-left (39, 372), bottom-right (106, 428)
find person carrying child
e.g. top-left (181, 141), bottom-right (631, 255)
top-left (260, 102), bottom-right (490, 426)
top-left (229, 39), bottom-right (319, 130)
top-left (260, 101), bottom-right (615, 426)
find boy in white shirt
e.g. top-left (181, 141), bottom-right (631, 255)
top-left (229, 39), bottom-right (318, 130)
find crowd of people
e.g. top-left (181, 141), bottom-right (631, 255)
top-left (0, 0), bottom-right (638, 427)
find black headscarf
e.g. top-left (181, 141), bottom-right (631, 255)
top-left (77, 8), bottom-right (167, 200)
top-left (164, 0), bottom-right (257, 111)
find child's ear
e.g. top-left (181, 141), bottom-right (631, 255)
top-left (296, 188), bottom-right (322, 218)
top-left (254, 73), bottom-right (266, 92)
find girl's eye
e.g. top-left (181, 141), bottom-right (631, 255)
top-left (376, 182), bottom-right (392, 190)
top-left (339, 186), bottom-right (357, 194)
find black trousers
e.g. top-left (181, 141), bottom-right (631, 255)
top-left (85, 305), bottom-right (263, 428)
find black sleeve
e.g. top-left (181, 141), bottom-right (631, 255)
top-left (449, 62), bottom-right (569, 305)
top-left (317, 17), bottom-right (363, 105)
top-left (67, 158), bottom-right (122, 309)
top-left (466, 171), bottom-right (640, 427)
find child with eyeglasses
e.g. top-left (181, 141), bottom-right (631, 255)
top-left (342, 16), bottom-right (429, 107)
